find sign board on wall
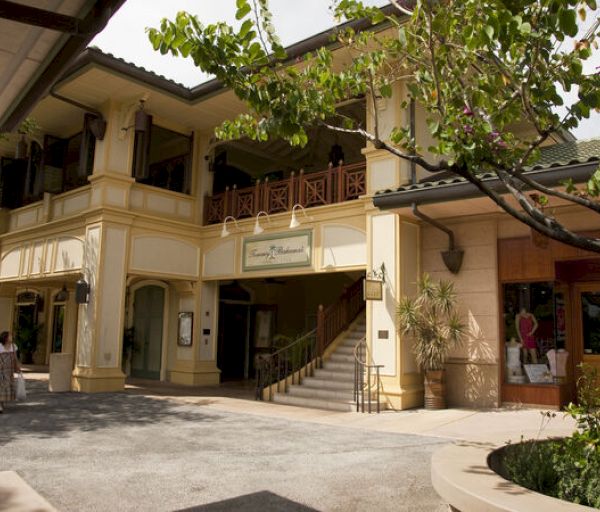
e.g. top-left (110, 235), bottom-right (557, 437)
top-left (243, 230), bottom-right (312, 271)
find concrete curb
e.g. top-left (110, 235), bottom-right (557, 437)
top-left (0, 471), bottom-right (58, 512)
top-left (431, 442), bottom-right (595, 511)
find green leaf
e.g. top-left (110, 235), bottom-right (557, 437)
top-left (519, 22), bottom-right (531, 34)
top-left (558, 8), bottom-right (578, 37)
top-left (236, 3), bottom-right (252, 20)
top-left (239, 19), bottom-right (253, 38)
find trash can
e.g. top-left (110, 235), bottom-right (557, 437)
top-left (49, 353), bottom-right (73, 392)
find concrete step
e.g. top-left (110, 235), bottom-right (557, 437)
top-left (287, 385), bottom-right (354, 402)
top-left (328, 353), bottom-right (355, 364)
top-left (324, 361), bottom-right (355, 372)
top-left (334, 345), bottom-right (356, 356)
top-left (313, 368), bottom-right (355, 382)
top-left (273, 393), bottom-right (355, 412)
top-left (301, 377), bottom-right (354, 391)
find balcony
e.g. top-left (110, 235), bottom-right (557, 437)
top-left (204, 161), bottom-right (366, 225)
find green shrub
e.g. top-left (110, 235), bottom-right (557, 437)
top-left (503, 439), bottom-right (559, 496)
top-left (503, 365), bottom-right (600, 508)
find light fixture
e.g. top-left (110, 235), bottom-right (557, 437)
top-left (253, 211), bottom-right (271, 235)
top-left (75, 278), bottom-right (90, 304)
top-left (220, 216), bottom-right (239, 238)
top-left (134, 100), bottom-right (151, 133)
top-left (289, 204), bottom-right (309, 229)
top-left (55, 284), bottom-right (69, 302)
top-left (15, 135), bottom-right (28, 159)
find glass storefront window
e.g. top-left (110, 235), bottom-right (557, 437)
top-left (503, 282), bottom-right (557, 385)
top-left (581, 292), bottom-right (600, 355)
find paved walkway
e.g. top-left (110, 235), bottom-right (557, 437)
top-left (0, 371), bottom-right (577, 512)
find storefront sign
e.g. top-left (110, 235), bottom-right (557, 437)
top-left (363, 279), bottom-right (383, 301)
top-left (243, 231), bottom-right (312, 271)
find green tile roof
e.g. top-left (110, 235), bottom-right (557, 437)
top-left (377, 138), bottom-right (600, 195)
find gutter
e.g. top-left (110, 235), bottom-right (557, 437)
top-left (372, 161), bottom-right (600, 210)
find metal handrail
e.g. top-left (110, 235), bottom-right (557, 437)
top-left (255, 328), bottom-right (317, 401)
top-left (353, 337), bottom-right (384, 413)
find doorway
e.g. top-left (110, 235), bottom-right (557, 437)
top-left (217, 302), bottom-right (250, 381)
top-left (131, 285), bottom-right (165, 380)
top-left (572, 283), bottom-right (600, 379)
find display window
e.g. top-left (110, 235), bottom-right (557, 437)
top-left (502, 282), bottom-right (568, 385)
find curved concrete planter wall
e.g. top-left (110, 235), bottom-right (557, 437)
top-left (431, 443), bottom-right (596, 511)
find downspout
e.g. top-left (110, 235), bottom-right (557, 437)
top-left (410, 98), bottom-right (416, 184)
top-left (49, 87), bottom-right (106, 140)
top-left (412, 203), bottom-right (464, 274)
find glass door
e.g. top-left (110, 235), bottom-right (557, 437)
top-left (131, 285), bottom-right (165, 380)
top-left (574, 283), bottom-right (600, 379)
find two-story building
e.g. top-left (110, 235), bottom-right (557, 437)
top-left (1, 7), bottom-right (600, 410)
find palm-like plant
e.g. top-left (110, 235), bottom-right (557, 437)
top-left (397, 274), bottom-right (465, 371)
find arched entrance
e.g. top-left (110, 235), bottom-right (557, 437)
top-left (130, 284), bottom-right (166, 380)
top-left (14, 290), bottom-right (42, 364)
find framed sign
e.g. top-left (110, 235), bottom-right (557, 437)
top-left (243, 230), bottom-right (312, 271)
top-left (177, 312), bottom-right (193, 346)
top-left (523, 364), bottom-right (553, 384)
top-left (363, 279), bottom-right (383, 301)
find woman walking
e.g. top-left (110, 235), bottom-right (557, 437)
top-left (0, 331), bottom-right (21, 413)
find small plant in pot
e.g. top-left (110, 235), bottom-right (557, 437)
top-left (397, 274), bottom-right (465, 410)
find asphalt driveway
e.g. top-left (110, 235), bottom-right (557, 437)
top-left (0, 379), bottom-right (447, 512)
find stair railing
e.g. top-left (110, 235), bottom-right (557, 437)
top-left (316, 277), bottom-right (365, 366)
top-left (354, 337), bottom-right (384, 413)
top-left (255, 328), bottom-right (317, 401)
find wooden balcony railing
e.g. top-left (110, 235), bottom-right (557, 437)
top-left (204, 161), bottom-right (366, 225)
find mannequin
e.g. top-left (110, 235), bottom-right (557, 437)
top-left (506, 338), bottom-right (525, 383)
top-left (546, 349), bottom-right (569, 383)
top-left (516, 308), bottom-right (538, 364)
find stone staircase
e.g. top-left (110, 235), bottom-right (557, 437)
top-left (272, 313), bottom-right (367, 412)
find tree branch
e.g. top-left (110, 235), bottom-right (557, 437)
top-left (320, 121), bottom-right (448, 173)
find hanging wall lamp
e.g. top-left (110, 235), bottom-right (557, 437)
top-left (253, 211), bottom-right (271, 235)
top-left (289, 204), bottom-right (309, 229)
top-left (55, 284), bottom-right (69, 302)
top-left (75, 278), bottom-right (90, 304)
top-left (220, 216), bottom-right (240, 238)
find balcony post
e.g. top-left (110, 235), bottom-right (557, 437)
top-left (337, 160), bottom-right (344, 202)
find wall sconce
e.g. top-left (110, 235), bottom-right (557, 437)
top-left (289, 204), bottom-right (309, 229)
top-left (15, 135), bottom-right (28, 159)
top-left (134, 100), bottom-right (151, 133)
top-left (75, 278), bottom-right (90, 304)
top-left (221, 216), bottom-right (239, 238)
top-left (55, 284), bottom-right (69, 302)
top-left (253, 211), bottom-right (271, 235)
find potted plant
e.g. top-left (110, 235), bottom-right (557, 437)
top-left (397, 274), bottom-right (465, 410)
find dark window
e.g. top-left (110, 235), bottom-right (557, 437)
top-left (132, 121), bottom-right (192, 194)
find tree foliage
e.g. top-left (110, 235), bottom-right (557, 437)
top-left (148, 0), bottom-right (600, 251)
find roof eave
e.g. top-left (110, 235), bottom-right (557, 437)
top-left (372, 161), bottom-right (600, 210)
top-left (0, 0), bottom-right (126, 132)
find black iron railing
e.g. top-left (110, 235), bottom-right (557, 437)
top-left (354, 337), bottom-right (383, 413)
top-left (255, 329), bottom-right (317, 401)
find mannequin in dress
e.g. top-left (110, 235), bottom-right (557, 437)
top-left (516, 308), bottom-right (538, 364)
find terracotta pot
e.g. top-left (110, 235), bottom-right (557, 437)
top-left (424, 369), bottom-right (446, 410)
